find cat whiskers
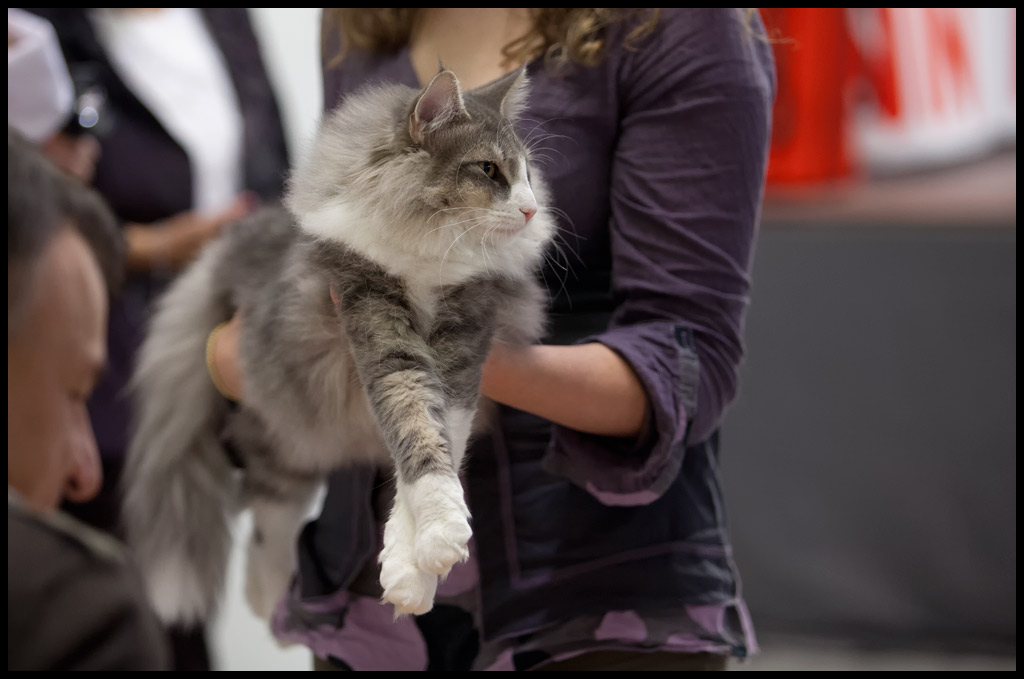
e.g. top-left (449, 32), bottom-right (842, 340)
top-left (423, 208), bottom-right (491, 238)
top-left (544, 205), bottom-right (587, 257)
top-left (438, 218), bottom-right (493, 306)
top-left (480, 224), bottom-right (502, 276)
top-left (536, 205), bottom-right (585, 310)
top-left (540, 236), bottom-right (575, 309)
top-left (519, 116), bottom-right (574, 167)
top-left (524, 138), bottom-right (570, 168)
top-left (426, 205), bottom-right (482, 222)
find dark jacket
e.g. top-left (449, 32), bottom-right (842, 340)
top-left (8, 492), bottom-right (171, 670)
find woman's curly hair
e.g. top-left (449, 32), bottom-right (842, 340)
top-left (322, 8), bottom-right (662, 70)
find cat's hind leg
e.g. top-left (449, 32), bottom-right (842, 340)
top-left (245, 485), bottom-right (320, 620)
top-left (228, 410), bottom-right (324, 620)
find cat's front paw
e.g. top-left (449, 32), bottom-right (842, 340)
top-left (379, 553), bottom-right (438, 616)
top-left (415, 516), bottom-right (472, 575)
top-left (407, 474), bottom-right (472, 576)
top-left (380, 494), bottom-right (438, 616)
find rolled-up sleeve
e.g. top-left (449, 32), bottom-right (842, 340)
top-left (543, 9), bottom-right (776, 505)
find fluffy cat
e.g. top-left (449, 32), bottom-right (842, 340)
top-left (122, 68), bottom-right (553, 624)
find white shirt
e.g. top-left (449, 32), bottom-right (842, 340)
top-left (90, 7), bottom-right (244, 214)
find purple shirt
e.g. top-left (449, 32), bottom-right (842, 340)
top-left (274, 8), bottom-right (775, 670)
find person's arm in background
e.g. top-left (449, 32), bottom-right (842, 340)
top-left (122, 194), bottom-right (255, 272)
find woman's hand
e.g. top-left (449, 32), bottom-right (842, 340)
top-left (209, 313), bottom-right (245, 401)
top-left (124, 193), bottom-right (257, 272)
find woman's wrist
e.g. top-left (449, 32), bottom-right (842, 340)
top-left (479, 341), bottom-right (520, 402)
top-left (480, 342), bottom-right (648, 438)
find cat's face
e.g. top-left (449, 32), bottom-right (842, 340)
top-left (404, 69), bottom-right (545, 246)
top-left (290, 68), bottom-right (554, 278)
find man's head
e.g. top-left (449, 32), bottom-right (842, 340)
top-left (8, 128), bottom-right (123, 512)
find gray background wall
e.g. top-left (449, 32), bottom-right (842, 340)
top-left (721, 220), bottom-right (1016, 654)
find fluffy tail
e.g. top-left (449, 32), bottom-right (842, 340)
top-left (122, 236), bottom-right (237, 625)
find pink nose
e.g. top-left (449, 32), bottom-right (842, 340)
top-left (520, 207), bottom-right (537, 223)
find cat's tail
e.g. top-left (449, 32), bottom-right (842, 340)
top-left (122, 234), bottom-right (237, 626)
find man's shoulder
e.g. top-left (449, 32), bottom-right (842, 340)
top-left (8, 492), bottom-right (137, 620)
top-left (9, 492), bottom-right (127, 569)
top-left (8, 492), bottom-right (172, 670)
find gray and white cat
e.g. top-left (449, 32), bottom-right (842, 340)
top-left (122, 68), bottom-right (553, 624)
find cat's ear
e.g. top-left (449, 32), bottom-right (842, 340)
top-left (472, 66), bottom-right (529, 121)
top-left (410, 69), bottom-right (468, 144)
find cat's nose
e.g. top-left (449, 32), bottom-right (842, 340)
top-left (520, 207), bottom-right (537, 223)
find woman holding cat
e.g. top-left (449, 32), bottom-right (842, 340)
top-left (210, 8), bottom-right (774, 671)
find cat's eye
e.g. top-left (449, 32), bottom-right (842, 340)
top-left (480, 161), bottom-right (498, 179)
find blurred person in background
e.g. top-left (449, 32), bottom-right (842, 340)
top-left (8, 128), bottom-right (170, 671)
top-left (22, 7), bottom-right (290, 670)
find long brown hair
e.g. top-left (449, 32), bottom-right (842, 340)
top-left (322, 8), bottom-right (662, 70)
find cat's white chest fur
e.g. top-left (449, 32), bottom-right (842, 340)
top-left (300, 200), bottom-right (507, 328)
top-left (303, 200), bottom-right (489, 275)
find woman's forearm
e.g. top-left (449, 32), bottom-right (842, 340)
top-left (480, 342), bottom-right (648, 438)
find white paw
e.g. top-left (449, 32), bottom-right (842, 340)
top-left (379, 554), bottom-right (438, 616)
top-left (415, 515), bottom-right (472, 575)
top-left (406, 475), bottom-right (472, 576)
top-left (380, 503), bottom-right (437, 615)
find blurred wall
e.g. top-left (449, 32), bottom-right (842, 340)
top-left (721, 220), bottom-right (1016, 653)
top-left (726, 7), bottom-right (1016, 654)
